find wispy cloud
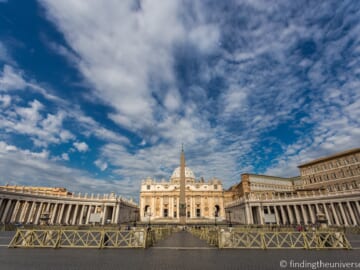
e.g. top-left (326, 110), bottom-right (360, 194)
top-left (0, 65), bottom-right (26, 91)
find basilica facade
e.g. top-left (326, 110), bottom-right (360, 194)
top-left (139, 150), bottom-right (225, 223)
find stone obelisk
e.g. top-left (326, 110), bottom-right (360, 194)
top-left (179, 146), bottom-right (186, 224)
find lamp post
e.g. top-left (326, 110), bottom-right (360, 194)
top-left (147, 211), bottom-right (152, 228)
top-left (214, 208), bottom-right (217, 227)
top-left (133, 209), bottom-right (139, 227)
top-left (226, 210), bottom-right (232, 227)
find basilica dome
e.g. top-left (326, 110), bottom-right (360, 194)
top-left (170, 166), bottom-right (195, 180)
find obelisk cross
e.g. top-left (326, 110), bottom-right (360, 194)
top-left (179, 145), bottom-right (186, 224)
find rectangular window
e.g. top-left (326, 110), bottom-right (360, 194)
top-left (174, 211), bottom-right (177, 218)
top-left (163, 209), bottom-right (168, 217)
top-left (146, 185), bottom-right (150, 190)
top-left (196, 209), bottom-right (201, 217)
top-left (187, 211), bottom-right (190, 218)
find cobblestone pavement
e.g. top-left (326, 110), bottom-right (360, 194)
top-left (0, 231), bottom-right (359, 270)
top-left (152, 230), bottom-right (212, 248)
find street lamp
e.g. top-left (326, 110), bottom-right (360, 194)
top-left (133, 209), bottom-right (139, 227)
top-left (147, 211), bottom-right (152, 228)
top-left (226, 210), bottom-right (232, 227)
top-left (214, 208), bottom-right (217, 227)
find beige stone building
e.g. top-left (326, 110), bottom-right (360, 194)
top-left (139, 150), bottom-right (225, 223)
top-left (226, 148), bottom-right (360, 226)
top-left (1, 148), bottom-right (358, 227)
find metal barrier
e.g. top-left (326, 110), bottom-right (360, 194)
top-left (9, 229), bottom-right (147, 248)
top-left (153, 227), bottom-right (174, 241)
top-left (189, 227), bottom-right (218, 246)
top-left (218, 230), bottom-right (352, 249)
top-left (8, 227), bottom-right (176, 249)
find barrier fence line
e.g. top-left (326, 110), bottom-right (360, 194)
top-left (8, 227), bottom-right (175, 249)
top-left (189, 228), bottom-right (352, 249)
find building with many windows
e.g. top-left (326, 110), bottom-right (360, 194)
top-left (226, 148), bottom-right (360, 226)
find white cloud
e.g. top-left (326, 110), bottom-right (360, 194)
top-left (0, 141), bottom-right (134, 197)
top-left (61, 153), bottom-right (69, 161)
top-left (221, 85), bottom-right (248, 117)
top-left (94, 159), bottom-right (108, 171)
top-left (0, 65), bottom-right (27, 91)
top-left (73, 141), bottom-right (89, 152)
top-left (188, 24), bottom-right (220, 52)
top-left (39, 0), bottom-right (219, 131)
top-left (164, 88), bottom-right (181, 112)
top-left (0, 99), bottom-right (75, 147)
top-left (0, 141), bottom-right (17, 152)
top-left (0, 94), bottom-right (11, 107)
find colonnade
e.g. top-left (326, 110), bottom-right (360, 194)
top-left (250, 200), bottom-right (360, 226)
top-left (225, 191), bottom-right (360, 226)
top-left (0, 193), bottom-right (139, 226)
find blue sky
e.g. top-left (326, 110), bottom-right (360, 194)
top-left (0, 0), bottom-right (359, 200)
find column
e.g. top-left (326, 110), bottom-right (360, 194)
top-left (65, 204), bottom-right (72, 225)
top-left (258, 205), bottom-right (264, 225)
top-left (350, 201), bottom-right (360, 225)
top-left (169, 197), bottom-right (173, 218)
top-left (1, 200), bottom-right (12, 223)
top-left (346, 201), bottom-right (357, 226)
top-left (19, 202), bottom-right (29, 223)
top-left (79, 205), bottom-right (85, 225)
top-left (51, 204), bottom-right (59, 224)
top-left (34, 202), bottom-right (44, 225)
top-left (356, 201), bottom-right (360, 213)
top-left (151, 197), bottom-right (155, 220)
top-left (300, 205), bottom-right (308, 224)
top-left (57, 204), bottom-right (65, 224)
top-left (330, 203), bottom-right (340, 225)
top-left (286, 205), bottom-right (294, 224)
top-left (274, 205), bottom-right (280, 225)
top-left (102, 205), bottom-right (107, 225)
top-left (160, 198), bottom-right (163, 218)
top-left (110, 206), bottom-right (116, 224)
top-left (280, 205), bottom-right (287, 225)
top-left (113, 204), bottom-right (120, 224)
top-left (308, 204), bottom-right (316, 224)
top-left (245, 203), bottom-right (252, 225)
top-left (10, 201), bottom-right (21, 223)
top-left (322, 203), bottom-right (331, 225)
top-left (72, 204), bottom-right (79, 225)
top-left (27, 202), bottom-right (36, 223)
top-left (86, 205), bottom-right (92, 224)
top-left (294, 205), bottom-right (301, 224)
top-left (338, 203), bottom-right (349, 226)
top-left (45, 203), bottom-right (51, 213)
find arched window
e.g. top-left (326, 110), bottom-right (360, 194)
top-left (214, 205), bottom-right (220, 217)
top-left (144, 205), bottom-right (150, 216)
